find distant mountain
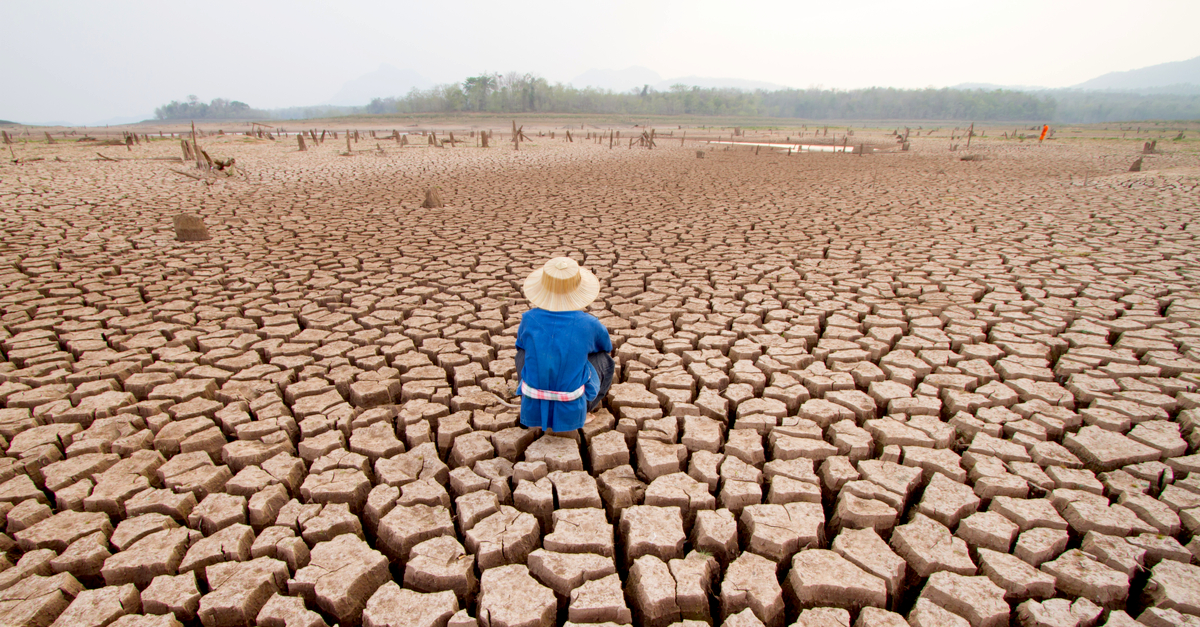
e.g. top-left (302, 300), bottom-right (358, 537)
top-left (570, 67), bottom-right (789, 93)
top-left (19, 120), bottom-right (75, 127)
top-left (91, 114), bottom-right (154, 126)
top-left (655, 76), bottom-right (788, 91)
top-left (952, 82), bottom-right (1050, 92)
top-left (570, 67), bottom-right (663, 92)
top-left (1073, 55), bottom-right (1200, 91)
top-left (326, 64), bottom-right (434, 106)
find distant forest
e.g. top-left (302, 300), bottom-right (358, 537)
top-left (153, 74), bottom-right (1200, 123)
top-left (366, 74), bottom-right (1058, 121)
top-left (154, 96), bottom-right (269, 120)
top-left (367, 73), bottom-right (1200, 122)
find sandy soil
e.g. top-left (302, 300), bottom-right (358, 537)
top-left (0, 125), bottom-right (1198, 627)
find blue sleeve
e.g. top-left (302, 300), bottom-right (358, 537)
top-left (515, 313), bottom-right (528, 350)
top-left (592, 316), bottom-right (613, 353)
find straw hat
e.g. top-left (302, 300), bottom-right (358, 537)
top-left (523, 257), bottom-right (600, 312)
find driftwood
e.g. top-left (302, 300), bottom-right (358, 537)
top-left (191, 122), bottom-right (202, 169)
top-left (98, 154), bottom-right (183, 163)
top-left (511, 121), bottom-right (529, 150)
top-left (170, 168), bottom-right (202, 180)
top-left (422, 188), bottom-right (444, 208)
top-left (173, 214), bottom-right (211, 241)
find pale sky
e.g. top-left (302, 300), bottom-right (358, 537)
top-left (3, 0), bottom-right (1197, 125)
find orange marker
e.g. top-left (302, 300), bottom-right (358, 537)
top-left (1039, 125), bottom-right (1049, 143)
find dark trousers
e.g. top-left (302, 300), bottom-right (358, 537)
top-left (515, 349), bottom-right (615, 412)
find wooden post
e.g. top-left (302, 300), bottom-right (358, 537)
top-left (512, 121), bottom-right (519, 150)
top-left (422, 188), bottom-right (444, 208)
top-left (191, 121), bottom-right (203, 169)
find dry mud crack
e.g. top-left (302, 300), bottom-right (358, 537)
top-left (0, 129), bottom-right (1199, 627)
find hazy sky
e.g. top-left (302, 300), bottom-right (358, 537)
top-left (3, 0), bottom-right (1198, 125)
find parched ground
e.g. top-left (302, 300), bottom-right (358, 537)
top-left (0, 126), bottom-right (1199, 627)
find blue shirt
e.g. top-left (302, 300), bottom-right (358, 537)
top-left (515, 308), bottom-right (613, 432)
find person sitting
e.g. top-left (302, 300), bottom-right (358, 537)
top-left (514, 257), bottom-right (614, 433)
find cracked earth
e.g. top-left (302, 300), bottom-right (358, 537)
top-left (0, 125), bottom-right (1198, 627)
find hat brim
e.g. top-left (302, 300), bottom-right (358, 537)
top-left (523, 266), bottom-right (600, 311)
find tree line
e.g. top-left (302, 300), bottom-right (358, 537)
top-left (153, 74), bottom-right (1200, 123)
top-left (154, 96), bottom-right (268, 120)
top-left (362, 73), bottom-right (1057, 121)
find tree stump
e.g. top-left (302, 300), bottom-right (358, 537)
top-left (173, 214), bottom-right (211, 242)
top-left (1129, 157), bottom-right (1143, 172)
top-left (696, 151), bottom-right (705, 159)
top-left (481, 132), bottom-right (489, 148)
top-left (422, 188), bottom-right (444, 209)
top-left (298, 134), bottom-right (306, 152)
